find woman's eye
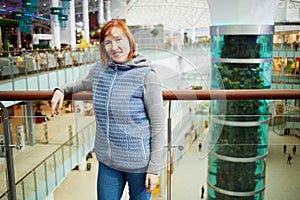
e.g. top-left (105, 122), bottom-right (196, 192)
top-left (104, 41), bottom-right (112, 46)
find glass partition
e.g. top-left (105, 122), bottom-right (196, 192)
top-left (0, 109), bottom-right (95, 199)
top-left (0, 49), bottom-right (100, 91)
top-left (0, 95), bottom-right (299, 200)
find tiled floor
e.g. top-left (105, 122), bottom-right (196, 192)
top-left (53, 119), bottom-right (300, 200)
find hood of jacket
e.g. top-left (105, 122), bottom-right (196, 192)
top-left (107, 53), bottom-right (152, 70)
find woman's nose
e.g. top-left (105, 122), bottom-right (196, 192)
top-left (111, 41), bottom-right (118, 50)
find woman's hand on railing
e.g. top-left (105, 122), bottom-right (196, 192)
top-left (51, 89), bottom-right (64, 116)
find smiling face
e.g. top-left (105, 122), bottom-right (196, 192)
top-left (104, 28), bottom-right (131, 64)
top-left (99, 19), bottom-right (136, 65)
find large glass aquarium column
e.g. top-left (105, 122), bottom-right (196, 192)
top-left (207, 1), bottom-right (278, 200)
top-left (208, 25), bottom-right (272, 200)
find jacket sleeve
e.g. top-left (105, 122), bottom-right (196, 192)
top-left (143, 70), bottom-right (165, 175)
top-left (57, 64), bottom-right (95, 96)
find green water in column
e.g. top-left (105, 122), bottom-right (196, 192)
top-left (207, 25), bottom-right (273, 200)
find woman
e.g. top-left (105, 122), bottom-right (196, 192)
top-left (51, 19), bottom-right (165, 200)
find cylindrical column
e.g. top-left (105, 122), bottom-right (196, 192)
top-left (17, 29), bottom-right (21, 49)
top-left (51, 0), bottom-right (61, 49)
top-left (104, 0), bottom-right (111, 21)
top-left (60, 0), bottom-right (76, 49)
top-left (207, 1), bottom-right (278, 200)
top-left (25, 101), bottom-right (35, 146)
top-left (0, 102), bottom-right (17, 200)
top-left (70, 1), bottom-right (76, 49)
top-left (98, 0), bottom-right (105, 25)
top-left (110, 0), bottom-right (126, 20)
top-left (82, 0), bottom-right (90, 45)
top-left (191, 27), bottom-right (196, 44)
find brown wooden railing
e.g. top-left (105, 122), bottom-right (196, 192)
top-left (0, 89), bottom-right (300, 101)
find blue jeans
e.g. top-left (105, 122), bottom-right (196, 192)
top-left (97, 162), bottom-right (152, 200)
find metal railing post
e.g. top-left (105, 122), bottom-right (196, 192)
top-left (167, 100), bottom-right (172, 200)
top-left (23, 53), bottom-right (29, 90)
top-left (8, 56), bottom-right (15, 91)
top-left (0, 102), bottom-right (17, 200)
top-left (35, 53), bottom-right (40, 90)
top-left (165, 100), bottom-right (184, 200)
top-left (46, 52), bottom-right (50, 90)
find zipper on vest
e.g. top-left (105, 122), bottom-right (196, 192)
top-left (106, 65), bottom-right (118, 159)
top-left (141, 135), bottom-right (147, 159)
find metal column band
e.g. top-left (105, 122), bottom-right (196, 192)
top-left (212, 58), bottom-right (273, 63)
top-left (212, 117), bottom-right (270, 127)
top-left (210, 25), bottom-right (274, 35)
top-left (209, 151), bottom-right (268, 163)
top-left (207, 182), bottom-right (266, 197)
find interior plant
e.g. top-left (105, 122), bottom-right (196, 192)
top-left (32, 44), bottom-right (51, 50)
top-left (0, 19), bottom-right (19, 54)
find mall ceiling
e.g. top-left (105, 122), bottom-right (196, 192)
top-left (0, 0), bottom-right (299, 34)
top-left (0, 0), bottom-right (210, 33)
top-left (126, 0), bottom-right (210, 30)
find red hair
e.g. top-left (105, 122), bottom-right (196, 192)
top-left (99, 19), bottom-right (136, 65)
